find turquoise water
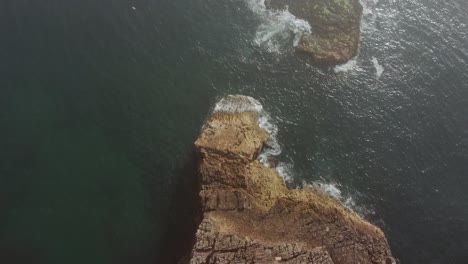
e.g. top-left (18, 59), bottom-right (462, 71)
top-left (1, 0), bottom-right (468, 263)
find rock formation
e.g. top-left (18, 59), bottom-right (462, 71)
top-left (189, 95), bottom-right (396, 263)
top-left (267, 0), bottom-right (363, 65)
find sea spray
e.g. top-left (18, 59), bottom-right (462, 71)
top-left (213, 95), bottom-right (263, 113)
top-left (372, 57), bottom-right (384, 78)
top-left (213, 95), bottom-right (370, 215)
top-left (332, 0), bottom-right (376, 73)
top-left (212, 95), bottom-right (291, 182)
top-left (333, 58), bottom-right (360, 73)
top-left (304, 181), bottom-right (374, 217)
top-left (245, 0), bottom-right (311, 53)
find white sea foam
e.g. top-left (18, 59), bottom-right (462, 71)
top-left (372, 57), bottom-right (384, 78)
top-left (213, 95), bottom-right (263, 113)
top-left (310, 182), bottom-right (344, 200)
top-left (305, 181), bottom-right (372, 216)
top-left (254, 105), bottom-right (288, 182)
top-left (246, 0), bottom-right (311, 53)
top-left (258, 112), bottom-right (281, 157)
top-left (213, 96), bottom-right (370, 213)
top-left (359, 0), bottom-right (374, 16)
top-left (213, 95), bottom-right (291, 182)
top-left (276, 162), bottom-right (293, 183)
top-left (333, 58), bottom-right (359, 73)
top-left (332, 0), bottom-right (381, 74)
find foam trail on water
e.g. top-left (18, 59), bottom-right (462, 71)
top-left (372, 57), bottom-right (384, 78)
top-left (246, 0), bottom-right (311, 53)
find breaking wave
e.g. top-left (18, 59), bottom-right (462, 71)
top-left (332, 0), bottom-right (380, 73)
top-left (304, 181), bottom-right (373, 217)
top-left (372, 57), bottom-right (384, 78)
top-left (213, 95), bottom-right (263, 113)
top-left (245, 0), bottom-right (311, 53)
top-left (213, 95), bottom-right (290, 181)
top-left (213, 96), bottom-right (372, 214)
top-left (334, 58), bottom-right (360, 73)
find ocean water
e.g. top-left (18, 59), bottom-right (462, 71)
top-left (1, 0), bottom-right (468, 263)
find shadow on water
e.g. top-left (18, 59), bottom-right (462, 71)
top-left (156, 148), bottom-right (202, 264)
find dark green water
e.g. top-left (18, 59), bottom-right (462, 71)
top-left (1, 0), bottom-right (468, 263)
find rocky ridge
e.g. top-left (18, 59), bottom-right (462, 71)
top-left (189, 95), bottom-right (396, 263)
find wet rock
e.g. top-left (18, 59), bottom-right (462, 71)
top-left (189, 95), bottom-right (396, 263)
top-left (267, 0), bottom-right (363, 65)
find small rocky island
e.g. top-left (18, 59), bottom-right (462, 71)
top-left (267, 0), bottom-right (363, 65)
top-left (189, 95), bottom-right (396, 263)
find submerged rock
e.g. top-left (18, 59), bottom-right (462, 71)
top-left (267, 0), bottom-right (363, 65)
top-left (190, 95), bottom-right (396, 263)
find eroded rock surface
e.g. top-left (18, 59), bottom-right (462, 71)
top-left (267, 0), bottom-right (363, 65)
top-left (190, 95), bottom-right (396, 264)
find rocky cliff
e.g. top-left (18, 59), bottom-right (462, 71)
top-left (189, 95), bottom-right (396, 264)
top-left (267, 0), bottom-right (363, 65)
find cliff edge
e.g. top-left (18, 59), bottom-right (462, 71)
top-left (189, 95), bottom-right (396, 264)
top-left (267, 0), bottom-right (363, 65)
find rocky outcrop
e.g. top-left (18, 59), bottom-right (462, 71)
top-left (267, 0), bottom-right (363, 65)
top-left (189, 95), bottom-right (396, 263)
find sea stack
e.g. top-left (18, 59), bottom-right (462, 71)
top-left (267, 0), bottom-right (363, 65)
top-left (189, 95), bottom-right (396, 263)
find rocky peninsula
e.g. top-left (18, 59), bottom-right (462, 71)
top-left (267, 0), bottom-right (363, 65)
top-left (189, 95), bottom-right (396, 263)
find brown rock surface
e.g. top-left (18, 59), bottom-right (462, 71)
top-left (267, 0), bottom-right (363, 65)
top-left (189, 95), bottom-right (396, 263)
